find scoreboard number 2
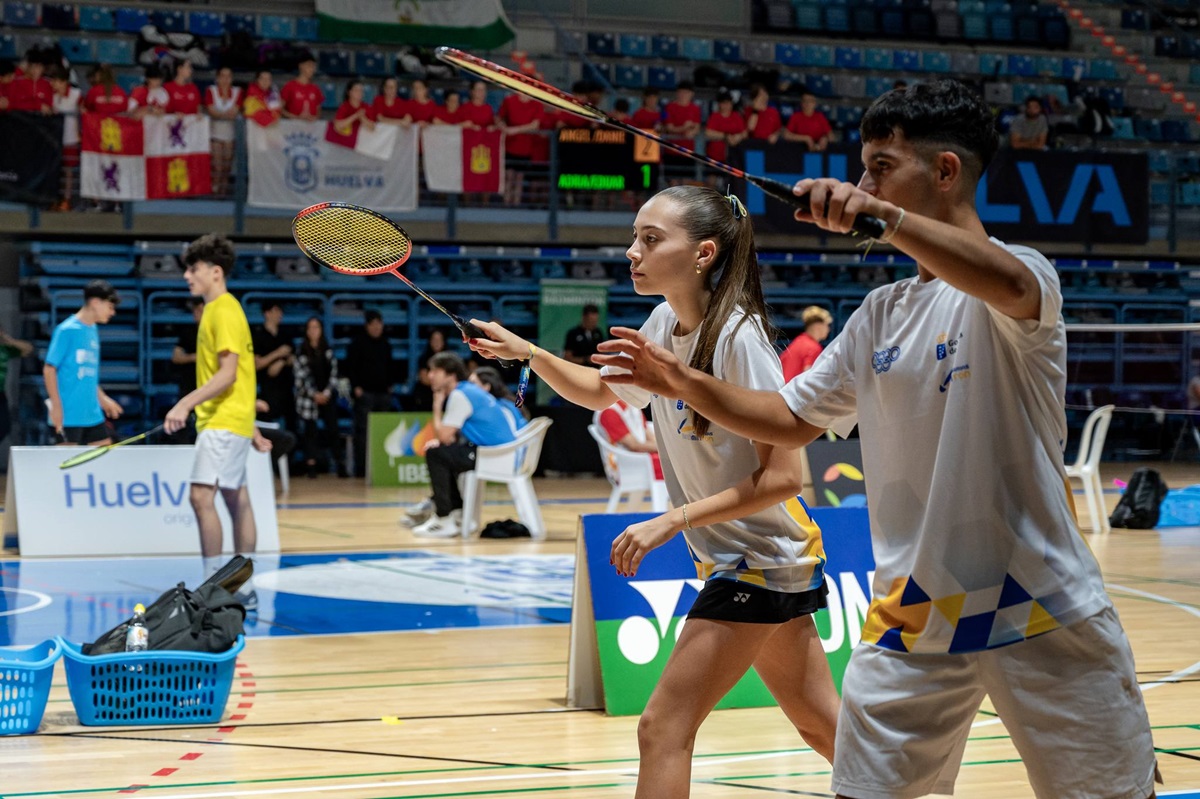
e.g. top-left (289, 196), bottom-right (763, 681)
top-left (633, 138), bottom-right (661, 165)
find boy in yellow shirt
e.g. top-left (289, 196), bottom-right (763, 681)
top-left (166, 234), bottom-right (271, 610)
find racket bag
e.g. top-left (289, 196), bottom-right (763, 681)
top-left (1108, 467), bottom-right (1169, 530)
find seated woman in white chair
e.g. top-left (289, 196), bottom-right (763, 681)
top-left (598, 400), bottom-right (663, 482)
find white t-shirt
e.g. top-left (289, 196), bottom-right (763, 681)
top-left (605, 302), bottom-right (825, 594)
top-left (53, 86), bottom-right (82, 146)
top-left (781, 238), bottom-right (1109, 654)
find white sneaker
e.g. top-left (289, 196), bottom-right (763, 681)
top-left (400, 498), bottom-right (434, 527)
top-left (411, 514), bottom-right (461, 538)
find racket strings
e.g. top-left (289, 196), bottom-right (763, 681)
top-left (295, 209), bottom-right (411, 274)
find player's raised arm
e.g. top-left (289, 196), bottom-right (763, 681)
top-left (595, 327), bottom-right (825, 448)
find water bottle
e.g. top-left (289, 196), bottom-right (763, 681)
top-left (125, 604), bottom-right (149, 652)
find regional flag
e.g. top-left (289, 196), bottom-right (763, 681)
top-left (81, 114), bottom-right (146, 200)
top-left (81, 113), bottom-right (211, 200)
top-left (145, 114), bottom-right (211, 199)
top-left (421, 126), bottom-right (504, 193)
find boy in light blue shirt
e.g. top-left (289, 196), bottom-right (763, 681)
top-left (44, 279), bottom-right (124, 444)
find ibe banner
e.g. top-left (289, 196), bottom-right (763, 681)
top-left (367, 412), bottom-right (434, 487)
top-left (568, 506), bottom-right (875, 715)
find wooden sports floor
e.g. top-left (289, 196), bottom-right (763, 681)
top-left (3, 462), bottom-right (1200, 799)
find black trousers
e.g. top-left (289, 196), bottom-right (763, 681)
top-left (425, 442), bottom-right (476, 517)
top-left (301, 400), bottom-right (341, 471)
top-left (352, 391), bottom-right (393, 476)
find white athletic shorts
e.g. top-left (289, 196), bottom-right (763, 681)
top-left (831, 605), bottom-right (1156, 799)
top-left (190, 428), bottom-right (252, 489)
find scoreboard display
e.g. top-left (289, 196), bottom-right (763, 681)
top-left (556, 128), bottom-right (660, 191)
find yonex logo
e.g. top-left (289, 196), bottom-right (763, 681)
top-left (734, 592), bottom-right (750, 603)
top-left (872, 346), bottom-right (901, 374)
top-left (617, 579), bottom-right (704, 665)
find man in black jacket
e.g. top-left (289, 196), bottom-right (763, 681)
top-left (345, 310), bottom-right (395, 477)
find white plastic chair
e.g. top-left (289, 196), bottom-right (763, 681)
top-left (460, 417), bottom-right (553, 539)
top-left (588, 424), bottom-right (669, 513)
top-left (1065, 405), bottom-right (1114, 534)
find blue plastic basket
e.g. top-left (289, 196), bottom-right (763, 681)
top-left (0, 639), bottom-right (61, 735)
top-left (59, 636), bottom-right (244, 725)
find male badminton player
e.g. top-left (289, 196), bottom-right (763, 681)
top-left (166, 234), bottom-right (271, 611)
top-left (595, 80), bottom-right (1157, 799)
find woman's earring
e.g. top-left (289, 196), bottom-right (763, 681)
top-left (695, 263), bottom-right (703, 274)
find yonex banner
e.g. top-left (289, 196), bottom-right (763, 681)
top-left (568, 507), bottom-right (875, 715)
top-left (4, 446), bottom-right (279, 557)
top-left (247, 119), bottom-right (418, 212)
top-left (735, 143), bottom-right (1148, 244)
top-left (367, 412), bottom-right (434, 487)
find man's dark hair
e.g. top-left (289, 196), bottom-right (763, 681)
top-left (677, 80), bottom-right (695, 92)
top-left (613, 97), bottom-right (631, 113)
top-left (860, 80), bottom-right (999, 180)
top-left (582, 304), bottom-right (599, 316)
top-left (364, 309), bottom-right (382, 324)
top-left (83, 279), bottom-right (120, 305)
top-left (0, 60), bottom-right (15, 78)
top-left (183, 233), bottom-right (236, 273)
top-left (428, 352), bottom-right (468, 380)
top-left (261, 299), bottom-right (283, 313)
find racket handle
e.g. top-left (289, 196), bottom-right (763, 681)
top-left (751, 176), bottom-right (888, 239)
top-left (460, 320), bottom-right (520, 370)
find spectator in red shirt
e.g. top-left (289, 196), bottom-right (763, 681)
top-left (243, 69), bottom-right (282, 127)
top-left (663, 81), bottom-right (701, 152)
top-left (611, 97), bottom-right (632, 123)
top-left (165, 59), bottom-right (201, 115)
top-left (631, 87), bottom-right (661, 131)
top-left (82, 64), bottom-right (128, 116)
top-left (372, 76), bottom-right (407, 124)
top-left (744, 83), bottom-right (782, 144)
top-left (460, 80), bottom-right (495, 130)
top-left (432, 90), bottom-right (462, 125)
top-left (404, 79), bottom-right (438, 126)
top-left (281, 54), bottom-right (323, 121)
top-left (498, 92), bottom-right (543, 205)
top-left (8, 48), bottom-right (53, 114)
top-left (704, 90), bottom-right (747, 163)
top-left (783, 90), bottom-right (832, 152)
top-left (779, 306), bottom-right (832, 381)
top-left (128, 63), bottom-right (170, 119)
top-left (205, 66), bottom-right (242, 195)
top-left (0, 60), bottom-right (16, 111)
top-left (598, 400), bottom-right (664, 480)
top-left (332, 79), bottom-right (376, 138)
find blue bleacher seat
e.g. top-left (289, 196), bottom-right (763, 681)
top-left (908, 9), bottom-right (935, 36)
top-left (715, 39), bottom-right (742, 62)
top-left (745, 40), bottom-right (774, 63)
top-left (1041, 83), bottom-right (1069, 107)
top-left (866, 76), bottom-right (895, 97)
top-left (794, 1), bottom-right (823, 31)
top-left (583, 62), bottom-right (611, 85)
top-left (1162, 120), bottom-right (1192, 143)
top-left (188, 11), bottom-right (223, 37)
top-left (295, 16), bottom-right (319, 41)
top-left (318, 79), bottom-right (339, 110)
top-left (588, 32), bottom-right (616, 56)
top-left (113, 7), bottom-right (147, 32)
top-left (1191, 63), bottom-right (1200, 85)
top-left (79, 5), bottom-right (113, 31)
top-left (0, 34), bottom-right (15, 59)
top-left (115, 72), bottom-right (140, 95)
top-left (961, 14), bottom-right (988, 39)
top-left (776, 43), bottom-right (804, 66)
top-left (837, 106), bottom-right (864, 128)
top-left (825, 6), bottom-right (851, 31)
top-left (681, 37), bottom-right (713, 61)
top-left (852, 7), bottom-right (879, 33)
top-left (3, 1), bottom-right (38, 26)
top-left (618, 33), bottom-right (650, 57)
top-left (647, 66), bottom-right (677, 90)
top-left (1035, 55), bottom-right (1061, 76)
top-left (935, 11), bottom-right (960, 37)
top-left (979, 52), bottom-right (1007, 76)
top-left (1154, 36), bottom-right (1179, 58)
top-left (1089, 59), bottom-right (1119, 80)
top-left (355, 50), bottom-right (388, 77)
top-left (1041, 17), bottom-right (1068, 47)
top-left (60, 36), bottom-right (94, 64)
top-left (921, 51), bottom-right (951, 72)
top-left (865, 47), bottom-right (891, 70)
top-left (260, 15), bottom-right (297, 40)
top-left (150, 9), bottom-right (185, 33)
top-left (950, 51), bottom-right (979, 73)
top-left (807, 74), bottom-right (834, 98)
top-left (1148, 150), bottom-right (1173, 173)
top-left (893, 50), bottom-right (919, 71)
top-left (651, 34), bottom-right (679, 59)
top-left (94, 37), bottom-right (133, 65)
top-left (880, 8), bottom-right (907, 35)
top-left (990, 14), bottom-right (1014, 40)
top-left (1135, 118), bottom-right (1162, 142)
top-left (1100, 86), bottom-right (1125, 111)
top-left (1120, 8), bottom-right (1146, 30)
top-left (614, 64), bottom-right (645, 89)
top-left (319, 50), bottom-right (353, 77)
top-left (835, 47), bottom-right (862, 70)
top-left (1061, 57), bottom-right (1086, 80)
top-left (1150, 181), bottom-right (1171, 205)
top-left (224, 13), bottom-right (255, 34)
top-left (833, 73), bottom-right (867, 98)
top-left (1008, 54), bottom-right (1034, 76)
top-left (803, 44), bottom-right (834, 67)
top-left (1110, 116), bottom-right (1135, 140)
top-left (1015, 13), bottom-right (1040, 42)
top-left (1180, 183), bottom-right (1200, 207)
top-left (42, 3), bottom-right (77, 30)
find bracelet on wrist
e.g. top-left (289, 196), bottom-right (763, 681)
top-left (681, 503), bottom-right (693, 531)
top-left (876, 207), bottom-right (906, 245)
